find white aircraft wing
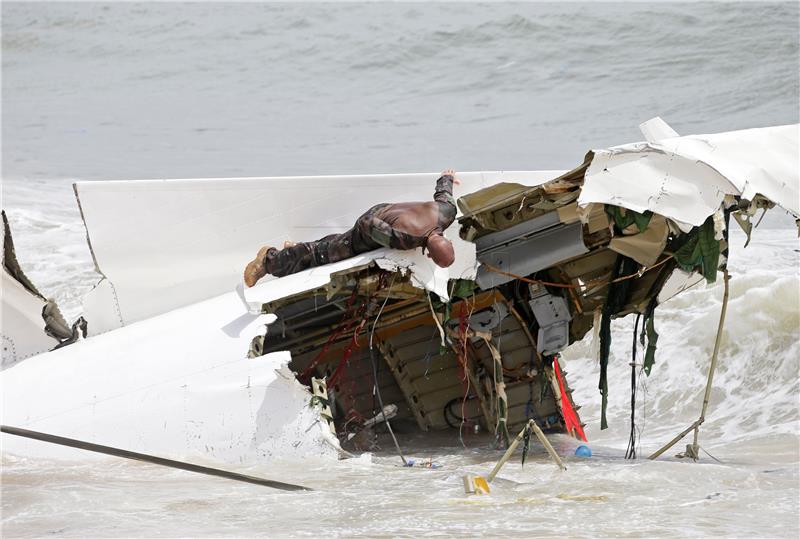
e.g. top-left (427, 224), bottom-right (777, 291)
top-left (74, 171), bottom-right (563, 335)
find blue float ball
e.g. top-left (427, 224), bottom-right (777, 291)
top-left (575, 445), bottom-right (592, 457)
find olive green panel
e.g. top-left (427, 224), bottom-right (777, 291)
top-left (457, 182), bottom-right (531, 218)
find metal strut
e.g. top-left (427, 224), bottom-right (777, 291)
top-left (487, 419), bottom-right (566, 482)
top-left (1, 425), bottom-right (312, 491)
top-left (648, 267), bottom-right (731, 461)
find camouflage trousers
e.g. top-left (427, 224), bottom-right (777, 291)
top-left (265, 204), bottom-right (426, 278)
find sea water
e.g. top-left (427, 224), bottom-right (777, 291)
top-left (2, 3), bottom-right (799, 537)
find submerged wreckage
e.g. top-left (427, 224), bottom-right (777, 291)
top-left (2, 119), bottom-right (798, 467)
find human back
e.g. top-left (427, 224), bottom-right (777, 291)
top-left (372, 201), bottom-right (443, 238)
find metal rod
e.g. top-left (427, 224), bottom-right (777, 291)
top-left (691, 268), bottom-right (731, 456)
top-left (529, 419), bottom-right (567, 471)
top-left (486, 419), bottom-right (566, 482)
top-left (486, 423), bottom-right (527, 482)
top-left (648, 268), bottom-right (732, 461)
top-left (1, 425), bottom-right (312, 491)
top-left (647, 419), bottom-right (703, 460)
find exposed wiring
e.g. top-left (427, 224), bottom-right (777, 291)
top-left (450, 297), bottom-right (477, 449)
top-left (626, 313), bottom-right (641, 459)
top-left (368, 275), bottom-right (394, 350)
top-left (421, 326), bottom-right (439, 380)
top-left (443, 395), bottom-right (477, 429)
top-left (368, 274), bottom-right (408, 466)
top-left (298, 288), bottom-right (361, 383)
top-left (636, 361), bottom-right (649, 458)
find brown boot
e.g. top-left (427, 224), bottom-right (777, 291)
top-left (244, 246), bottom-right (273, 288)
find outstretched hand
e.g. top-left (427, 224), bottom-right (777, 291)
top-left (442, 169), bottom-right (461, 186)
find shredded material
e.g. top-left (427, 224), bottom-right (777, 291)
top-left (599, 255), bottom-right (639, 430)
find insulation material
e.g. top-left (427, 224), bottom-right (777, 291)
top-left (74, 171), bottom-right (562, 334)
top-left (579, 124), bottom-right (799, 231)
top-left (556, 202), bottom-right (580, 225)
top-left (574, 202), bottom-right (611, 234)
top-left (608, 214), bottom-right (670, 266)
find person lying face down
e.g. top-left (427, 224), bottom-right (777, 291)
top-left (244, 169), bottom-right (461, 287)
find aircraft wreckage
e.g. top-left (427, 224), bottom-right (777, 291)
top-left (2, 119), bottom-right (798, 467)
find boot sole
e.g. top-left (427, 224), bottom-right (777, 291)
top-left (244, 246), bottom-right (271, 287)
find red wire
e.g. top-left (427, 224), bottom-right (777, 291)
top-left (298, 288), bottom-right (360, 382)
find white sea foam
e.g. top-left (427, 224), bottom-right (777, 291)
top-left (563, 229), bottom-right (800, 452)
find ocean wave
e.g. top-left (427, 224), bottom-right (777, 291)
top-left (563, 230), bottom-right (800, 450)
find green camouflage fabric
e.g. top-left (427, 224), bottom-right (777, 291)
top-left (264, 174), bottom-right (456, 278)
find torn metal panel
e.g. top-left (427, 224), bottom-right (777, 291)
top-left (373, 249), bottom-right (463, 302)
top-left (579, 124), bottom-right (799, 230)
top-left (456, 124), bottom-right (791, 363)
top-left (2, 211), bottom-right (71, 366)
top-left (1, 271), bottom-right (59, 367)
top-left (453, 140), bottom-right (725, 436)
